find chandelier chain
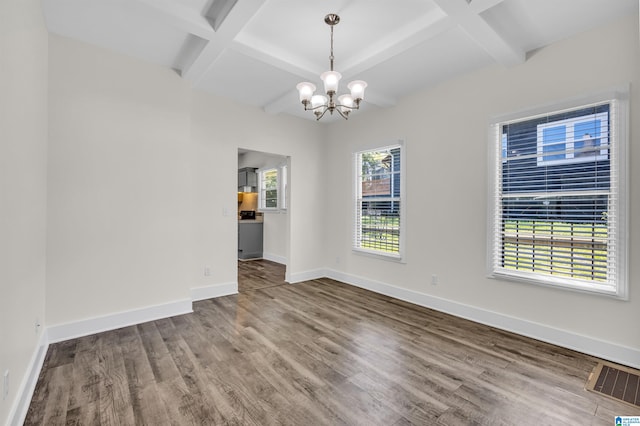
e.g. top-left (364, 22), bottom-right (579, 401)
top-left (329, 24), bottom-right (334, 71)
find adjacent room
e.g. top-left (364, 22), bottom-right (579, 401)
top-left (2, 0), bottom-right (639, 424)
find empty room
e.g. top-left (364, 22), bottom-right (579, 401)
top-left (2, 0), bottom-right (639, 425)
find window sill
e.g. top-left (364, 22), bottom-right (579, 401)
top-left (259, 209), bottom-right (286, 214)
top-left (353, 248), bottom-right (405, 264)
top-left (488, 269), bottom-right (626, 300)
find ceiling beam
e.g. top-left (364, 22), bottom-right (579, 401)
top-left (205, 0), bottom-right (238, 32)
top-left (133, 0), bottom-right (215, 40)
top-left (361, 90), bottom-right (397, 109)
top-left (262, 93), bottom-right (298, 115)
top-left (233, 38), bottom-right (401, 113)
top-left (196, 0), bottom-right (517, 115)
top-left (231, 14), bottom-right (451, 84)
top-left (258, 12), bottom-right (452, 115)
top-left (181, 0), bottom-right (265, 84)
top-left (230, 39), bottom-right (319, 81)
top-left (468, 0), bottom-right (508, 14)
top-left (341, 14), bottom-right (454, 76)
top-left (432, 0), bottom-right (525, 67)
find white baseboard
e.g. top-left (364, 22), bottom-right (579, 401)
top-left (287, 268), bottom-right (326, 284)
top-left (191, 282), bottom-right (238, 302)
top-left (11, 270), bottom-right (638, 426)
top-left (262, 253), bottom-right (287, 265)
top-left (325, 269), bottom-right (640, 369)
top-left (9, 286), bottom-right (237, 426)
top-left (8, 330), bottom-right (49, 426)
top-left (47, 298), bottom-right (193, 344)
top-left (11, 298), bottom-right (192, 425)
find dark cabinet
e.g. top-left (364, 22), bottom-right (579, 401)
top-left (238, 222), bottom-right (263, 259)
top-left (238, 167), bottom-right (257, 190)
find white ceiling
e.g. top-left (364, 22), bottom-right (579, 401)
top-left (42, 0), bottom-right (638, 122)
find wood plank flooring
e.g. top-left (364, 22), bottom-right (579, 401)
top-left (25, 260), bottom-right (640, 425)
top-left (237, 259), bottom-right (287, 292)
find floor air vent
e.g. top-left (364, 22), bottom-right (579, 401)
top-left (586, 361), bottom-right (640, 407)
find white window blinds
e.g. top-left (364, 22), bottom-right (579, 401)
top-left (488, 92), bottom-right (628, 298)
top-left (354, 143), bottom-right (404, 259)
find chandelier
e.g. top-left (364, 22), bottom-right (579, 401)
top-left (296, 14), bottom-right (367, 121)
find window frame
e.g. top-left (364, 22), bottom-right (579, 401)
top-left (487, 88), bottom-right (629, 299)
top-left (280, 164), bottom-right (287, 211)
top-left (258, 165), bottom-right (287, 212)
top-left (353, 140), bottom-right (406, 262)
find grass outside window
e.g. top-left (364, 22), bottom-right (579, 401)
top-left (502, 220), bottom-right (608, 281)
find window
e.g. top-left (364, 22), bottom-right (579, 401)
top-left (537, 112), bottom-right (609, 166)
top-left (259, 165), bottom-right (287, 211)
top-left (488, 90), bottom-right (628, 298)
top-left (280, 165), bottom-right (287, 210)
top-left (354, 142), bottom-right (404, 259)
top-left (259, 168), bottom-right (278, 209)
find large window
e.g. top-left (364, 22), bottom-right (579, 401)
top-left (354, 142), bottom-right (404, 259)
top-left (488, 90), bottom-right (628, 298)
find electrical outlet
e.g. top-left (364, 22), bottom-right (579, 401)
top-left (204, 266), bottom-right (211, 277)
top-left (431, 274), bottom-right (438, 286)
top-left (3, 370), bottom-right (9, 400)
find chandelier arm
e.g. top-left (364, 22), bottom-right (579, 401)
top-left (334, 103), bottom-right (359, 111)
top-left (335, 108), bottom-right (349, 120)
top-left (304, 103), bottom-right (330, 112)
top-left (315, 107), bottom-right (330, 121)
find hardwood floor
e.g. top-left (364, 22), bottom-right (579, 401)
top-left (237, 259), bottom-right (287, 292)
top-left (25, 261), bottom-right (639, 425)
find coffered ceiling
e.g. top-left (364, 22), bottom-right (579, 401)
top-left (42, 0), bottom-right (638, 121)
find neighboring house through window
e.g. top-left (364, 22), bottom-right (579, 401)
top-left (353, 142), bottom-right (405, 260)
top-left (537, 111), bottom-right (609, 166)
top-left (488, 89), bottom-right (628, 298)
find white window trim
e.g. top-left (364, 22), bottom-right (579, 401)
top-left (258, 165), bottom-right (287, 213)
top-left (352, 140), bottom-right (406, 262)
top-left (258, 167), bottom-right (278, 211)
top-left (280, 164), bottom-right (287, 212)
top-left (487, 87), bottom-right (629, 299)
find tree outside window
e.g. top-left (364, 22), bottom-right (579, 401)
top-left (259, 168), bottom-right (278, 209)
top-left (354, 143), bottom-right (404, 259)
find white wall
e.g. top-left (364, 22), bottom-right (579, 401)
top-left (46, 33), bottom-right (327, 326)
top-left (0, 0), bottom-right (48, 424)
top-left (46, 35), bottom-right (193, 326)
top-left (325, 15), bottom-right (640, 362)
top-left (190, 92), bottom-right (325, 287)
top-left (262, 210), bottom-right (288, 264)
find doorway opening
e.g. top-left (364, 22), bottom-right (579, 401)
top-left (237, 148), bottom-right (290, 292)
